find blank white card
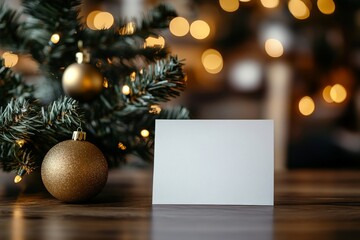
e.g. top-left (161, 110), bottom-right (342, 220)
top-left (152, 120), bottom-right (274, 205)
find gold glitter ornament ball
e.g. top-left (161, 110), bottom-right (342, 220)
top-left (62, 63), bottom-right (103, 102)
top-left (41, 132), bottom-right (108, 203)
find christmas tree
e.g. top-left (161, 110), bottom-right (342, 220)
top-left (0, 0), bottom-right (189, 183)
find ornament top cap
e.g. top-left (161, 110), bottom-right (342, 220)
top-left (72, 127), bottom-right (86, 141)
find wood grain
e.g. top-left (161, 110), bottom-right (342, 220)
top-left (1, 169), bottom-right (360, 240)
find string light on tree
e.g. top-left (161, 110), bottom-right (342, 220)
top-left (122, 85), bottom-right (131, 95)
top-left (50, 33), bottom-right (60, 44)
top-left (16, 139), bottom-right (26, 148)
top-left (149, 105), bottom-right (161, 114)
top-left (14, 167), bottom-right (26, 184)
top-left (130, 72), bottom-right (136, 81)
top-left (144, 36), bottom-right (165, 48)
top-left (119, 22), bottom-right (135, 35)
top-left (140, 129), bottom-right (150, 138)
top-left (103, 78), bottom-right (109, 88)
top-left (2, 52), bottom-right (19, 68)
top-left (117, 142), bottom-right (126, 150)
top-left (14, 175), bottom-right (22, 183)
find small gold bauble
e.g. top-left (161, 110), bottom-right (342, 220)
top-left (62, 63), bottom-right (103, 101)
top-left (41, 138), bottom-right (108, 203)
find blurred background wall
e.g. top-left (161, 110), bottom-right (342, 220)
top-left (3, 0), bottom-right (360, 171)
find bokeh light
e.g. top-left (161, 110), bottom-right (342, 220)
top-left (119, 22), bottom-right (135, 35)
top-left (86, 10), bottom-right (101, 30)
top-left (219, 0), bottom-right (240, 12)
top-left (50, 33), bottom-right (60, 44)
top-left (260, 0), bottom-right (279, 8)
top-left (317, 0), bottom-right (335, 15)
top-left (122, 85), bottom-right (131, 95)
top-left (330, 84), bottom-right (347, 103)
top-left (322, 85), bottom-right (334, 103)
top-left (93, 11), bottom-right (114, 30)
top-left (265, 38), bottom-right (284, 58)
top-left (145, 36), bottom-right (165, 48)
top-left (299, 96), bottom-right (315, 116)
top-left (229, 60), bottom-right (263, 91)
top-left (140, 129), bottom-right (150, 138)
top-left (190, 20), bottom-right (210, 40)
top-left (288, 0), bottom-right (310, 20)
top-left (202, 49), bottom-right (223, 74)
top-left (169, 17), bottom-right (189, 37)
top-left (2, 52), bottom-right (19, 67)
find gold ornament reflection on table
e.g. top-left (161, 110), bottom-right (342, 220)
top-left (62, 51), bottom-right (103, 102)
top-left (41, 129), bottom-right (108, 203)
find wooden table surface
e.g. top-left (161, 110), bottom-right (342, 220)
top-left (1, 168), bottom-right (360, 240)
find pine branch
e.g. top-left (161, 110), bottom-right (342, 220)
top-left (0, 96), bottom-right (83, 175)
top-left (21, 0), bottom-right (82, 90)
top-left (125, 56), bottom-right (186, 105)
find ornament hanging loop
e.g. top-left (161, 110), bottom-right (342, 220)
top-left (76, 40), bottom-right (90, 64)
top-left (72, 128), bottom-right (86, 141)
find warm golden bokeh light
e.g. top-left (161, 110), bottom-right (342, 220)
top-left (169, 17), bottom-right (189, 37)
top-left (122, 85), bottom-right (131, 95)
top-left (299, 96), bottom-right (315, 116)
top-left (239, 0), bottom-right (251, 2)
top-left (260, 0), bottom-right (279, 8)
top-left (288, 0), bottom-right (310, 20)
top-left (93, 11), bottom-right (114, 30)
top-left (2, 52), bottom-right (19, 67)
top-left (190, 20), bottom-right (210, 40)
top-left (145, 36), bottom-right (165, 48)
top-left (117, 142), bottom-right (126, 150)
top-left (330, 84), bottom-right (347, 103)
top-left (264, 38), bottom-right (284, 58)
top-left (149, 105), bottom-right (162, 114)
top-left (14, 175), bottom-right (22, 183)
top-left (322, 85), bottom-right (333, 103)
top-left (140, 129), bottom-right (150, 138)
top-left (317, 0), bottom-right (335, 15)
top-left (130, 71), bottom-right (136, 81)
top-left (119, 22), bottom-right (135, 35)
top-left (219, 0), bottom-right (240, 12)
top-left (202, 49), bottom-right (223, 74)
top-left (86, 10), bottom-right (101, 30)
top-left (50, 33), bottom-right (60, 44)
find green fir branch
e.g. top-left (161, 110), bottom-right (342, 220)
top-left (125, 56), bottom-right (186, 105)
top-left (0, 96), bottom-right (83, 174)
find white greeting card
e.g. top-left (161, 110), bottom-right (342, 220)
top-left (152, 120), bottom-right (274, 205)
